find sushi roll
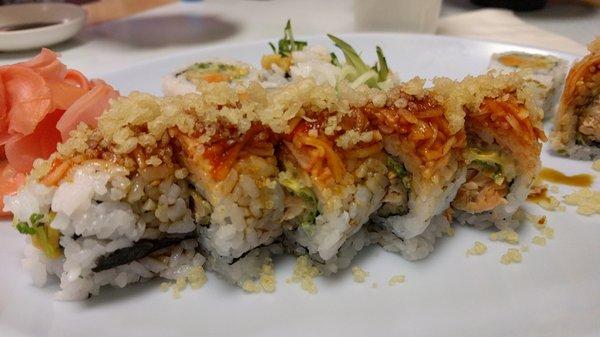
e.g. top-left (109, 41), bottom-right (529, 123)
top-left (4, 94), bottom-right (206, 300)
top-left (173, 110), bottom-right (286, 287)
top-left (488, 51), bottom-right (568, 119)
top-left (278, 83), bottom-right (390, 273)
top-left (550, 38), bottom-right (600, 160)
top-left (451, 73), bottom-right (546, 229)
top-left (366, 78), bottom-right (468, 260)
top-left (162, 59), bottom-right (260, 96)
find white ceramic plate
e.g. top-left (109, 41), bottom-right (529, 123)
top-left (0, 3), bottom-right (86, 52)
top-left (1, 34), bottom-right (599, 337)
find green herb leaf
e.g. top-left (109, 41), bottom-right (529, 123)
top-left (29, 213), bottom-right (44, 226)
top-left (330, 52), bottom-right (340, 66)
top-left (279, 174), bottom-right (318, 235)
top-left (386, 156), bottom-right (407, 178)
top-left (327, 34), bottom-right (380, 87)
top-left (16, 221), bottom-right (36, 235)
top-left (376, 46), bottom-right (389, 82)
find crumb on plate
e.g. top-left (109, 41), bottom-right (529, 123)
top-left (564, 188), bottom-right (600, 215)
top-left (593, 159), bottom-right (600, 172)
top-left (286, 256), bottom-right (321, 294)
top-left (500, 248), bottom-right (522, 265)
top-left (351, 266), bottom-right (369, 283)
top-left (466, 241), bottom-right (487, 256)
top-left (532, 236), bottom-right (547, 246)
top-left (388, 275), bottom-right (405, 286)
top-left (490, 228), bottom-right (519, 244)
top-left (542, 227), bottom-right (555, 239)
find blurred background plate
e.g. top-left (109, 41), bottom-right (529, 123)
top-left (0, 3), bottom-right (86, 51)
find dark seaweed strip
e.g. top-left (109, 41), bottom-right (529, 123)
top-left (227, 243), bottom-right (271, 265)
top-left (92, 232), bottom-right (196, 272)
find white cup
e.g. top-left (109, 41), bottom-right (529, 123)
top-left (354, 0), bottom-right (442, 34)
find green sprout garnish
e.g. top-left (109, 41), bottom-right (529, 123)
top-left (14, 212), bottom-right (62, 259)
top-left (270, 20), bottom-right (307, 57)
top-left (330, 52), bottom-right (340, 67)
top-left (327, 34), bottom-right (390, 88)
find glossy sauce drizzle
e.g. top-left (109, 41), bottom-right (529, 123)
top-left (538, 167), bottom-right (593, 187)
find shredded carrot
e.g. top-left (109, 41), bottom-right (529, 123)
top-left (362, 91), bottom-right (465, 179)
top-left (40, 159), bottom-right (73, 186)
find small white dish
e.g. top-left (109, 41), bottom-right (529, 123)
top-left (0, 3), bottom-right (86, 52)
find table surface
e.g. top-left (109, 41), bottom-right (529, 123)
top-left (0, 0), bottom-right (598, 75)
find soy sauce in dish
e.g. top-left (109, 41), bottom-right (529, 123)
top-left (0, 22), bottom-right (62, 32)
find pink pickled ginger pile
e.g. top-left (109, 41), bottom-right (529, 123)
top-left (0, 49), bottom-right (119, 216)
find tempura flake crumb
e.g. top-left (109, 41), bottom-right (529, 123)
top-left (593, 160), bottom-right (600, 172)
top-left (160, 282), bottom-right (171, 292)
top-left (521, 245), bottom-right (529, 253)
top-left (500, 248), bottom-right (522, 265)
top-left (542, 227), bottom-right (555, 239)
top-left (242, 280), bottom-right (262, 293)
top-left (490, 228), bottom-right (519, 244)
top-left (466, 241), bottom-right (487, 256)
top-left (351, 266), bottom-right (369, 283)
top-left (538, 195), bottom-right (563, 211)
top-left (524, 211), bottom-right (547, 229)
top-left (388, 275), bottom-right (406, 286)
top-left (443, 226), bottom-right (455, 237)
top-left (286, 256), bottom-right (321, 294)
top-left (259, 259), bottom-right (277, 293)
top-left (172, 277), bottom-right (187, 299)
top-left (159, 266), bottom-right (207, 298)
top-left (242, 258), bottom-right (276, 293)
top-left (564, 188), bottom-right (600, 215)
top-left (532, 236), bottom-right (547, 246)
top-left (188, 266), bottom-right (207, 289)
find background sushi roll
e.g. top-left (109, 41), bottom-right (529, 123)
top-left (488, 51), bottom-right (568, 119)
top-left (162, 59), bottom-right (261, 96)
top-left (451, 73), bottom-right (546, 229)
top-left (551, 37), bottom-right (600, 160)
top-left (366, 79), bottom-right (467, 255)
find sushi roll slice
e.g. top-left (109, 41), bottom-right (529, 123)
top-left (162, 59), bottom-right (260, 96)
top-left (451, 73), bottom-right (546, 229)
top-left (366, 78), bottom-right (468, 260)
top-left (174, 117), bottom-right (286, 287)
top-left (488, 51), bottom-right (568, 119)
top-left (277, 82), bottom-right (391, 273)
top-left (551, 38), bottom-right (600, 160)
top-left (4, 94), bottom-right (206, 300)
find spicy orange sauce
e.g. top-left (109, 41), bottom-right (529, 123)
top-left (538, 167), bottom-right (593, 187)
